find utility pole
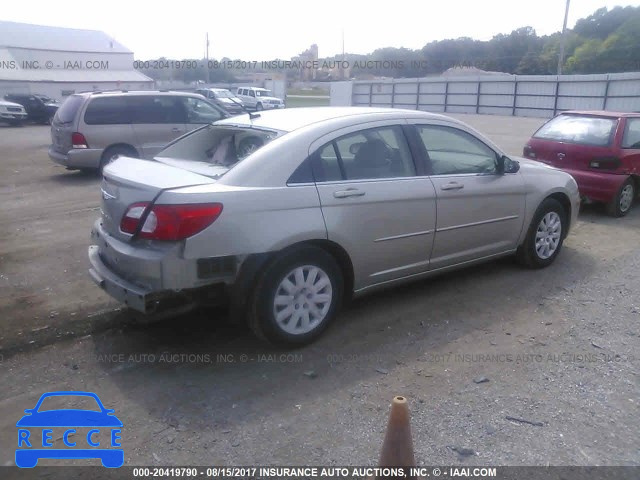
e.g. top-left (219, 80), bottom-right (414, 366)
top-left (205, 32), bottom-right (210, 84)
top-left (557, 0), bottom-right (570, 75)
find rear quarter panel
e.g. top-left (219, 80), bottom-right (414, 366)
top-left (158, 183), bottom-right (327, 259)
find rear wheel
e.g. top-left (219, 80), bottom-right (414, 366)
top-left (248, 246), bottom-right (343, 346)
top-left (516, 198), bottom-right (566, 269)
top-left (100, 145), bottom-right (138, 172)
top-left (607, 177), bottom-right (635, 217)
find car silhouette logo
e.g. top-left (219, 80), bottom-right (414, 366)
top-left (15, 391), bottom-right (123, 468)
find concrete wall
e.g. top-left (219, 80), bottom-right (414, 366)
top-left (336, 72), bottom-right (640, 117)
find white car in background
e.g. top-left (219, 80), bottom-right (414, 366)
top-left (0, 98), bottom-right (28, 126)
top-left (236, 87), bottom-right (284, 111)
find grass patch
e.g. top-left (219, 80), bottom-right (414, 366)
top-left (286, 96), bottom-right (330, 108)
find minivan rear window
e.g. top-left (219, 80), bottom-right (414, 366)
top-left (54, 95), bottom-right (84, 124)
top-left (533, 114), bottom-right (617, 147)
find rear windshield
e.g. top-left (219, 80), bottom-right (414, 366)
top-left (533, 114), bottom-right (618, 147)
top-left (54, 95), bottom-right (84, 124)
top-left (155, 124), bottom-right (281, 178)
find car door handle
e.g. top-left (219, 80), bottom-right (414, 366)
top-left (333, 189), bottom-right (365, 198)
top-left (440, 182), bottom-right (464, 191)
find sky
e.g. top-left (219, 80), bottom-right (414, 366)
top-left (2, 0), bottom-right (639, 60)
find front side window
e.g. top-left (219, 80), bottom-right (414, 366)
top-left (417, 125), bottom-right (498, 175)
top-left (181, 97), bottom-right (224, 124)
top-left (313, 126), bottom-right (416, 182)
top-left (249, 90), bottom-right (256, 97)
top-left (533, 114), bottom-right (618, 147)
top-left (622, 118), bottom-right (640, 149)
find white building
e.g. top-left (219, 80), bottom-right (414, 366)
top-left (0, 21), bottom-right (154, 99)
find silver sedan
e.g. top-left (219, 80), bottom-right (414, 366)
top-left (89, 107), bottom-right (580, 346)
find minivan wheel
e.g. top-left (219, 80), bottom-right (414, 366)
top-left (248, 246), bottom-right (343, 346)
top-left (100, 146), bottom-right (138, 172)
top-left (516, 198), bottom-right (566, 269)
top-left (607, 178), bottom-right (635, 217)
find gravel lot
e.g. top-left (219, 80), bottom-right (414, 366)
top-left (0, 114), bottom-right (638, 469)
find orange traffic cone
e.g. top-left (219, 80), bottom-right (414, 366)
top-left (375, 396), bottom-right (417, 479)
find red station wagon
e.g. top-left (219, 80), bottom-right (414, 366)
top-left (524, 111), bottom-right (640, 217)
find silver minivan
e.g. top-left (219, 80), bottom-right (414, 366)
top-left (48, 91), bottom-right (227, 171)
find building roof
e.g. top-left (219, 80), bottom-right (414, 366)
top-left (0, 21), bottom-right (130, 53)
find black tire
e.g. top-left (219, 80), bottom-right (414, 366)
top-left (256, 102), bottom-right (264, 111)
top-left (100, 145), bottom-right (138, 172)
top-left (516, 198), bottom-right (566, 269)
top-left (247, 246), bottom-right (343, 347)
top-left (606, 177), bottom-right (635, 217)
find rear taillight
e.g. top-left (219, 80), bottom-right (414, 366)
top-left (120, 203), bottom-right (223, 241)
top-left (523, 145), bottom-right (536, 158)
top-left (71, 132), bottom-right (88, 149)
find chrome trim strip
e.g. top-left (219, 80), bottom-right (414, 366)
top-left (374, 229), bottom-right (433, 243)
top-left (370, 258), bottom-right (431, 277)
top-left (436, 215), bottom-right (519, 233)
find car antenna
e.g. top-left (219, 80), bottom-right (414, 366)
top-left (248, 112), bottom-right (261, 120)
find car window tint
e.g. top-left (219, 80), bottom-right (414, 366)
top-left (533, 114), bottom-right (617, 147)
top-left (128, 96), bottom-right (186, 124)
top-left (622, 118), bottom-right (640, 149)
top-left (84, 97), bottom-right (130, 125)
top-left (55, 95), bottom-right (84, 123)
top-left (417, 125), bottom-right (498, 175)
top-left (181, 97), bottom-right (224, 124)
top-left (332, 126), bottom-right (416, 180)
top-left (312, 143), bottom-right (343, 182)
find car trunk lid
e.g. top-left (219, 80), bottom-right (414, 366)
top-left (100, 157), bottom-right (217, 241)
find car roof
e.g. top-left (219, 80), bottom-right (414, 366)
top-left (215, 106), bottom-right (457, 133)
top-left (74, 90), bottom-right (203, 99)
top-left (559, 110), bottom-right (640, 118)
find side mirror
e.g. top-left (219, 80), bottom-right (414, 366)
top-left (498, 155), bottom-right (520, 174)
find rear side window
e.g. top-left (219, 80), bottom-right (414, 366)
top-left (55, 95), bottom-right (84, 124)
top-left (84, 97), bottom-right (130, 125)
top-left (128, 96), bottom-right (185, 124)
top-left (622, 118), bottom-right (640, 149)
top-left (533, 114), bottom-right (617, 147)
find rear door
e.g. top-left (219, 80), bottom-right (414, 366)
top-left (129, 95), bottom-right (187, 158)
top-left (411, 123), bottom-right (525, 270)
top-left (311, 122), bottom-right (437, 289)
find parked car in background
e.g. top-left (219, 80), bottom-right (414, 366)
top-left (0, 98), bottom-right (28, 126)
top-left (195, 88), bottom-right (245, 115)
top-left (4, 93), bottom-right (59, 124)
top-left (524, 111), bottom-right (640, 217)
top-left (49, 90), bottom-right (228, 172)
top-left (89, 107), bottom-right (579, 346)
top-left (236, 87), bottom-right (284, 111)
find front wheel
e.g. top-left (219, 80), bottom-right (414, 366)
top-left (516, 198), bottom-right (566, 269)
top-left (607, 177), bottom-right (635, 217)
top-left (248, 246), bottom-right (343, 346)
top-left (256, 102), bottom-right (263, 111)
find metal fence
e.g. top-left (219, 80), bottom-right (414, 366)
top-left (350, 72), bottom-right (640, 118)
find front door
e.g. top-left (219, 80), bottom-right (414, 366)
top-left (411, 123), bottom-right (525, 270)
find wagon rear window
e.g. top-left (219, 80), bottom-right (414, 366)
top-left (533, 115), bottom-right (617, 147)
